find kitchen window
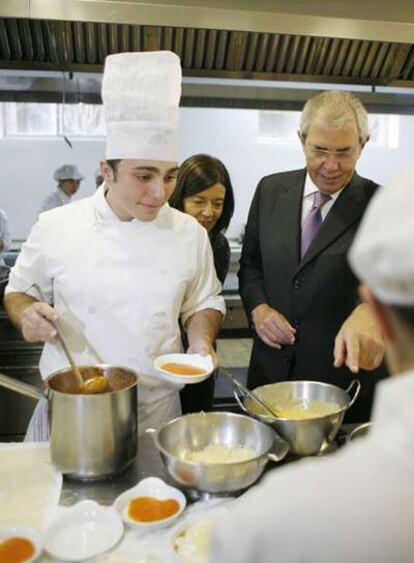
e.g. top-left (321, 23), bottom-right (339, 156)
top-left (1, 102), bottom-right (105, 138)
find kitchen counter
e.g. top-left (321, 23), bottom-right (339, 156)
top-left (6, 423), bottom-right (360, 562)
top-left (59, 424), bottom-right (358, 507)
top-left (60, 432), bottom-right (175, 507)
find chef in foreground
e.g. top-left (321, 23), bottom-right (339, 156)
top-left (4, 51), bottom-right (225, 440)
top-left (198, 166), bottom-right (414, 563)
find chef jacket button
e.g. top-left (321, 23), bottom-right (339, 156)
top-left (293, 279), bottom-right (301, 289)
top-left (88, 306), bottom-right (96, 314)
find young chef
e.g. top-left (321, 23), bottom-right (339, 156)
top-left (4, 51), bottom-right (225, 440)
top-left (202, 165), bottom-right (414, 562)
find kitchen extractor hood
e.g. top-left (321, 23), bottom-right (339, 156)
top-left (0, 0), bottom-right (412, 103)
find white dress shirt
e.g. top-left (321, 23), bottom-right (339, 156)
top-left (301, 173), bottom-right (344, 225)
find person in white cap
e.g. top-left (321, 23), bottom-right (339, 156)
top-left (4, 51), bottom-right (225, 440)
top-left (193, 164), bottom-right (414, 563)
top-left (0, 207), bottom-right (11, 267)
top-left (39, 164), bottom-right (83, 213)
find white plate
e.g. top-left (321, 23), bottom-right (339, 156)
top-left (153, 353), bottom-right (214, 385)
top-left (44, 500), bottom-right (123, 561)
top-left (113, 477), bottom-right (186, 531)
top-left (0, 525), bottom-right (43, 562)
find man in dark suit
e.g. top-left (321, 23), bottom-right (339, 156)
top-left (239, 90), bottom-right (387, 422)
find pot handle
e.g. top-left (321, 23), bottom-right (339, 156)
top-left (233, 388), bottom-right (249, 414)
top-left (267, 436), bottom-right (290, 463)
top-left (345, 379), bottom-right (361, 409)
top-left (0, 372), bottom-right (45, 401)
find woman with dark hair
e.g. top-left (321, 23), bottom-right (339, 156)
top-left (170, 153), bottom-right (235, 284)
top-left (170, 153), bottom-right (235, 413)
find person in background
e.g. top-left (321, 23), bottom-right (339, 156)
top-left (4, 51), bottom-right (224, 440)
top-left (239, 90), bottom-right (387, 422)
top-left (95, 169), bottom-right (104, 189)
top-left (206, 165), bottom-right (414, 563)
top-left (169, 153), bottom-right (235, 412)
top-left (0, 208), bottom-right (11, 267)
top-left (39, 164), bottom-right (83, 213)
top-left (0, 208), bottom-right (12, 298)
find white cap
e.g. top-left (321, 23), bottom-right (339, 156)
top-left (349, 163), bottom-right (414, 305)
top-left (53, 164), bottom-right (83, 182)
top-left (102, 51), bottom-right (181, 161)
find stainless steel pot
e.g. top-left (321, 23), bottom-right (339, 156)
top-left (235, 380), bottom-right (360, 456)
top-left (0, 365), bottom-right (138, 479)
top-left (148, 411), bottom-right (289, 494)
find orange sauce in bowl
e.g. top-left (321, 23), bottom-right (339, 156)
top-left (161, 362), bottom-right (206, 376)
top-left (127, 496), bottom-right (180, 522)
top-left (0, 537), bottom-right (35, 563)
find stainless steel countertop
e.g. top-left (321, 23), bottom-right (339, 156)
top-left (60, 433), bottom-right (176, 507)
top-left (59, 424), bottom-right (359, 507)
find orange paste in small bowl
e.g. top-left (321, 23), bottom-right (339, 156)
top-left (127, 496), bottom-right (180, 522)
top-left (0, 537), bottom-right (35, 563)
top-left (161, 362), bottom-right (206, 376)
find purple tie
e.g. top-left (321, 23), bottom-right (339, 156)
top-left (301, 191), bottom-right (331, 257)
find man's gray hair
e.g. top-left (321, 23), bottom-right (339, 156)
top-left (299, 90), bottom-right (369, 142)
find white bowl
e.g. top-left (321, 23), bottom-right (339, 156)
top-left (153, 354), bottom-right (214, 385)
top-left (43, 500), bottom-right (123, 561)
top-left (0, 525), bottom-right (43, 562)
top-left (113, 477), bottom-right (186, 531)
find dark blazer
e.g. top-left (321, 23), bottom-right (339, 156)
top-left (239, 168), bottom-right (388, 422)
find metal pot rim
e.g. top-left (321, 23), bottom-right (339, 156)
top-left (150, 411), bottom-right (275, 466)
top-left (243, 379), bottom-right (360, 422)
top-left (46, 363), bottom-right (139, 396)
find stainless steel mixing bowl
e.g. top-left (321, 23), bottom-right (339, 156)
top-left (236, 380), bottom-right (360, 456)
top-left (148, 411), bottom-right (289, 494)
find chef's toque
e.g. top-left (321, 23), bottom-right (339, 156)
top-left (349, 163), bottom-right (414, 305)
top-left (53, 164), bottom-right (83, 181)
top-left (102, 51), bottom-right (181, 161)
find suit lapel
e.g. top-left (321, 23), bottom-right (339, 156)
top-left (274, 169), bottom-right (305, 268)
top-left (296, 172), bottom-right (367, 274)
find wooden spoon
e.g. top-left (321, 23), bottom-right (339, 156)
top-left (33, 284), bottom-right (108, 394)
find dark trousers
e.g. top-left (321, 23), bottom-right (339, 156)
top-left (179, 373), bottom-right (216, 413)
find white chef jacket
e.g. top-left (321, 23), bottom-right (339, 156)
top-left (0, 208), bottom-right (11, 267)
top-left (210, 371), bottom-right (414, 563)
top-left (7, 186), bottom-right (225, 433)
top-left (39, 188), bottom-right (71, 213)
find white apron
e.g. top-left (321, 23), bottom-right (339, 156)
top-left (9, 188), bottom-right (225, 441)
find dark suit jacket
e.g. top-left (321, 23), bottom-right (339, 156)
top-left (238, 168), bottom-right (388, 422)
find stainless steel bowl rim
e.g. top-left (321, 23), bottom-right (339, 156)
top-left (245, 379), bottom-right (358, 422)
top-left (152, 411), bottom-right (276, 466)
